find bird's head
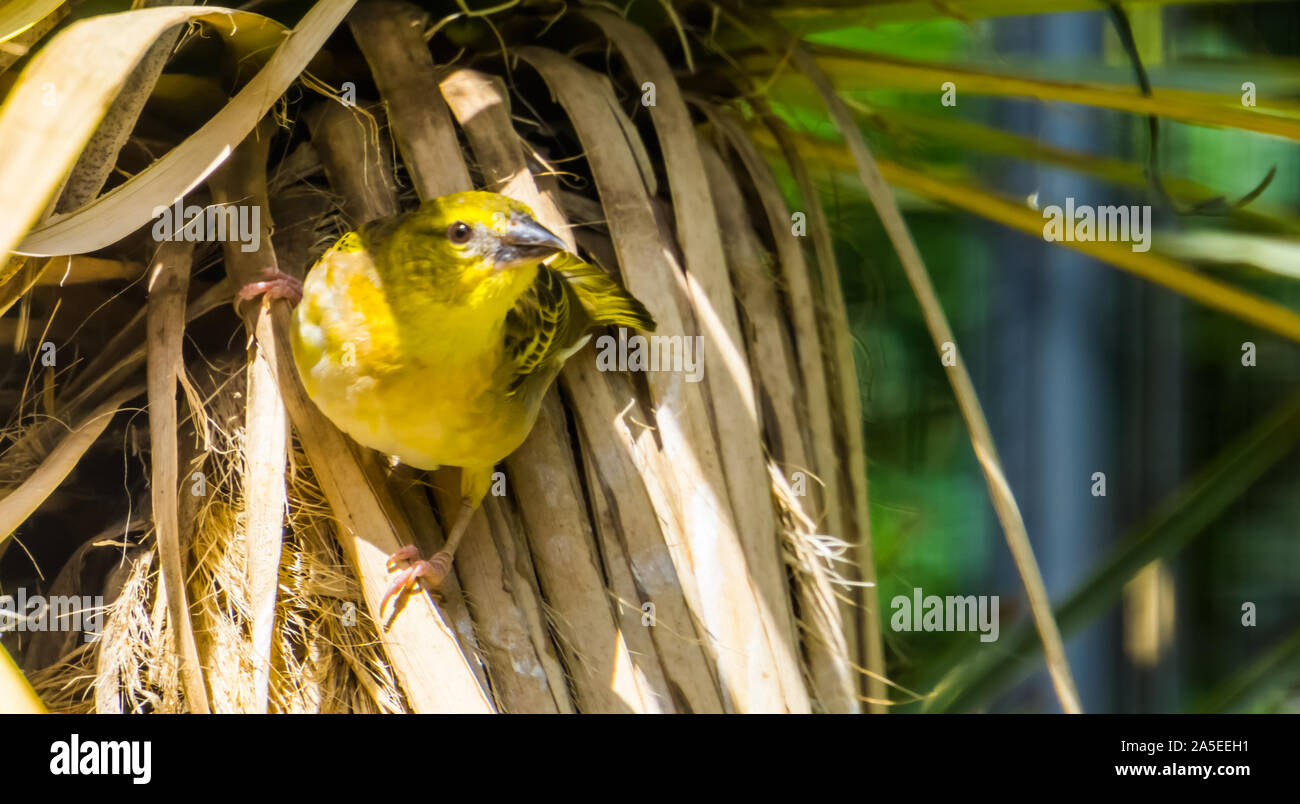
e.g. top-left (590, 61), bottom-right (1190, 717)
top-left (383, 191), bottom-right (568, 310)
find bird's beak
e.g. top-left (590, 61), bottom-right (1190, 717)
top-left (494, 213), bottom-right (568, 270)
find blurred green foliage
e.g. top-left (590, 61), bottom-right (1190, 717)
top-left (778, 7), bottom-right (1300, 712)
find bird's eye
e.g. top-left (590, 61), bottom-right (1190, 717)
top-left (448, 221), bottom-right (472, 244)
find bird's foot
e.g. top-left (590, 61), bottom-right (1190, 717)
top-left (381, 547), bottom-right (453, 614)
top-left (236, 269), bottom-right (303, 307)
top-left (380, 498), bottom-right (477, 617)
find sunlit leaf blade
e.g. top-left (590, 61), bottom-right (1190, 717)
top-left (0, 0), bottom-right (64, 43)
top-left (860, 108), bottom-right (1300, 236)
top-left (873, 159), bottom-right (1300, 343)
top-left (1160, 230), bottom-right (1300, 278)
top-left (0, 0), bottom-right (66, 75)
top-left (750, 48), bottom-right (1300, 141)
top-left (4, 3), bottom-right (350, 262)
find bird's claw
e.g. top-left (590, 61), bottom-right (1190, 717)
top-left (237, 269), bottom-right (303, 307)
top-left (381, 548), bottom-right (454, 614)
top-left (386, 543), bottom-right (421, 570)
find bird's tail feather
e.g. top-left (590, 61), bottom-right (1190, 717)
top-left (548, 253), bottom-right (656, 332)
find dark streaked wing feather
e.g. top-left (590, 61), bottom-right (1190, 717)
top-left (503, 254), bottom-right (655, 398)
top-left (503, 265), bottom-right (570, 394)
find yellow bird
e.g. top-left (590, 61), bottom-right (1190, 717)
top-left (280, 191), bottom-right (654, 610)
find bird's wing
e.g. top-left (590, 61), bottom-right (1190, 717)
top-left (503, 264), bottom-right (570, 395)
top-left (545, 252), bottom-right (656, 333)
top-left (502, 253), bottom-right (655, 397)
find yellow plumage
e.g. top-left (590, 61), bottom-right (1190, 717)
top-left (288, 191), bottom-right (654, 600)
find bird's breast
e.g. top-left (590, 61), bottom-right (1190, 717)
top-left (290, 244), bottom-right (534, 470)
